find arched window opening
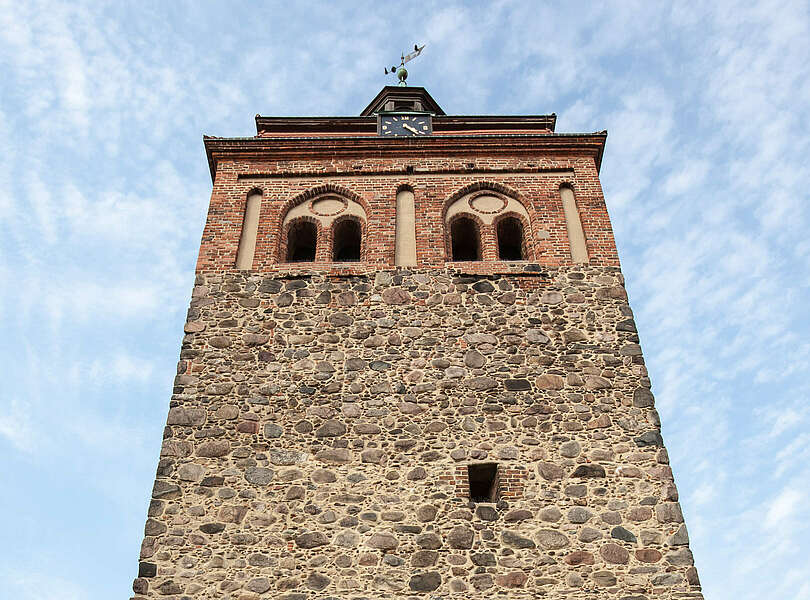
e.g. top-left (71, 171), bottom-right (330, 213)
top-left (332, 219), bottom-right (362, 262)
top-left (451, 217), bottom-right (479, 261)
top-left (497, 217), bottom-right (524, 261)
top-left (286, 220), bottom-right (317, 262)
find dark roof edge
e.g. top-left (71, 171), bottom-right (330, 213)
top-left (359, 85), bottom-right (445, 116)
top-left (254, 114), bottom-right (558, 120)
top-left (255, 114), bottom-right (558, 135)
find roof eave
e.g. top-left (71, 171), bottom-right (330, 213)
top-left (203, 131), bottom-right (607, 181)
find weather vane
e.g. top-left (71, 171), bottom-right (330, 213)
top-left (384, 44), bottom-right (425, 86)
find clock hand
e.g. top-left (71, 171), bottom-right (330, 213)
top-left (402, 123), bottom-right (422, 134)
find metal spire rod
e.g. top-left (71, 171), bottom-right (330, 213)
top-left (384, 44), bottom-right (425, 86)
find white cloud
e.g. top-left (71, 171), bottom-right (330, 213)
top-left (83, 353), bottom-right (156, 385)
top-left (26, 175), bottom-right (57, 246)
top-left (64, 410), bottom-right (150, 454)
top-left (0, 2), bottom-right (809, 600)
top-left (38, 279), bottom-right (165, 323)
top-left (0, 570), bottom-right (87, 600)
top-left (690, 481), bottom-right (717, 506)
top-left (0, 396), bottom-right (39, 453)
top-left (764, 486), bottom-right (804, 530)
top-left (664, 160), bottom-right (710, 196)
top-left (772, 433), bottom-right (810, 479)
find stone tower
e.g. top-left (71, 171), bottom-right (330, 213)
top-left (131, 86), bottom-right (703, 599)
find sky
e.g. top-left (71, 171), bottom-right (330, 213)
top-left (1, 1), bottom-right (809, 598)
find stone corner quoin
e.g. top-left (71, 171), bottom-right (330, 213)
top-left (130, 87), bottom-right (703, 600)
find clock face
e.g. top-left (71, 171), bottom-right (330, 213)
top-left (379, 114), bottom-right (432, 137)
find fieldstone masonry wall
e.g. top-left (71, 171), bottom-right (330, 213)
top-left (132, 266), bottom-right (703, 600)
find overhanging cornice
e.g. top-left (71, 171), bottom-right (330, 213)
top-left (203, 132), bottom-right (608, 182)
top-left (253, 115), bottom-right (557, 136)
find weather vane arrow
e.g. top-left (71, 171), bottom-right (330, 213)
top-left (384, 44), bottom-right (425, 86)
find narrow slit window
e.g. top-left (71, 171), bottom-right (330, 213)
top-left (468, 463), bottom-right (498, 503)
top-left (497, 217), bottom-right (524, 261)
top-left (286, 220), bottom-right (317, 262)
top-left (332, 219), bottom-right (362, 262)
top-left (451, 217), bottom-right (479, 261)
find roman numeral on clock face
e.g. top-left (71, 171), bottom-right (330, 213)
top-left (379, 114), bottom-right (432, 137)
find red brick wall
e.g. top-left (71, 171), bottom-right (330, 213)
top-left (450, 466), bottom-right (529, 501)
top-left (196, 151), bottom-right (619, 274)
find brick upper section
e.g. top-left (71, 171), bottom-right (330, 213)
top-left (198, 111), bottom-right (616, 274)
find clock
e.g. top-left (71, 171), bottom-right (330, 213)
top-left (378, 113), bottom-right (432, 137)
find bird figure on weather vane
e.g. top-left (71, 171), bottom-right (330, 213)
top-left (384, 44), bottom-right (425, 86)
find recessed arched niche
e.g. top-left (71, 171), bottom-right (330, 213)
top-left (332, 218), bottom-right (362, 262)
top-left (444, 189), bottom-right (531, 262)
top-left (283, 195), bottom-right (366, 229)
top-left (285, 220), bottom-right (318, 262)
top-left (559, 184), bottom-right (589, 263)
top-left (496, 216), bottom-right (525, 261)
top-left (450, 216), bottom-right (481, 261)
top-left (445, 191), bottom-right (529, 226)
top-left (281, 193), bottom-right (367, 263)
top-left (235, 189), bottom-right (263, 270)
top-left (395, 187), bottom-right (417, 266)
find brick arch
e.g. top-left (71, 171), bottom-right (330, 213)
top-left (442, 182), bottom-right (534, 262)
top-left (279, 215), bottom-right (322, 263)
top-left (277, 185), bottom-right (368, 264)
top-left (329, 214), bottom-right (368, 263)
top-left (493, 210), bottom-right (533, 261)
top-left (445, 211), bottom-right (486, 261)
top-left (280, 183), bottom-right (369, 220)
top-left (441, 180), bottom-right (526, 221)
